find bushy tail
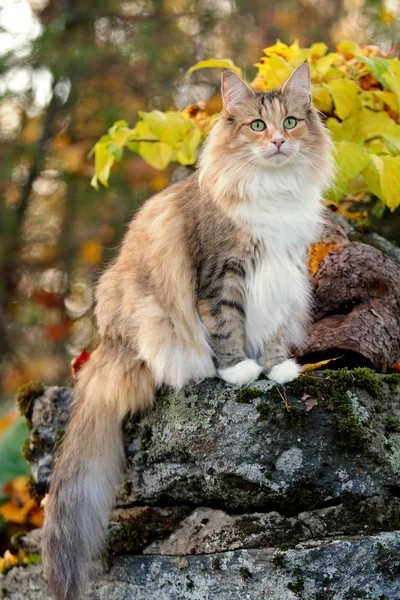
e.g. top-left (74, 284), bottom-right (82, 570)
top-left (42, 344), bottom-right (155, 600)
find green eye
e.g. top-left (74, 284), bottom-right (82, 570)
top-left (283, 116), bottom-right (297, 129)
top-left (250, 119), bottom-right (266, 132)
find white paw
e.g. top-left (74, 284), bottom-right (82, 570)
top-left (268, 358), bottom-right (301, 385)
top-left (218, 359), bottom-right (262, 386)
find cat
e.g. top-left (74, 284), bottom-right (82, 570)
top-left (42, 63), bottom-right (334, 599)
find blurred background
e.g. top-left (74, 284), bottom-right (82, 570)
top-left (0, 0), bottom-right (400, 405)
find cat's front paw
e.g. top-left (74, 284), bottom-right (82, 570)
top-left (267, 358), bottom-right (301, 384)
top-left (218, 359), bottom-right (262, 386)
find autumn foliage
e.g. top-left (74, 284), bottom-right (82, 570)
top-left (92, 40), bottom-right (400, 212)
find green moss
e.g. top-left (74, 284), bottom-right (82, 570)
top-left (16, 381), bottom-right (44, 425)
top-left (343, 589), bottom-right (368, 599)
top-left (186, 575), bottom-right (194, 591)
top-left (22, 430), bottom-right (46, 463)
top-left (385, 418), bottom-right (400, 434)
top-left (278, 542), bottom-right (294, 551)
top-left (275, 368), bottom-right (386, 451)
top-left (284, 477), bottom-right (331, 512)
top-left (335, 416), bottom-right (365, 450)
top-left (283, 405), bottom-right (307, 427)
top-left (239, 566), bottom-right (252, 581)
top-left (377, 542), bottom-right (390, 559)
top-left (235, 516), bottom-right (263, 538)
top-left (140, 425), bottom-right (152, 451)
top-left (236, 387), bottom-right (262, 403)
top-left (376, 561), bottom-right (400, 580)
top-left (26, 476), bottom-right (44, 505)
top-left (256, 401), bottom-right (270, 420)
top-left (272, 550), bottom-right (285, 569)
top-left (211, 558), bottom-right (221, 572)
top-left (108, 507), bottom-right (187, 556)
top-left (287, 577), bottom-right (304, 595)
top-left (381, 373), bottom-right (400, 391)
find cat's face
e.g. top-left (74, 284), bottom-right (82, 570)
top-left (220, 64), bottom-right (320, 168)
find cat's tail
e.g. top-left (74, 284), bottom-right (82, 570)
top-left (42, 343), bottom-right (155, 600)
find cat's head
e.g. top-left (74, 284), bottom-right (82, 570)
top-left (218, 63), bottom-right (325, 169)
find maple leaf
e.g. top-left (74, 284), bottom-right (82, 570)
top-left (71, 348), bottom-right (92, 379)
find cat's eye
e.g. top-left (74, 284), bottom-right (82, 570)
top-left (250, 119), bottom-right (266, 132)
top-left (283, 116), bottom-right (297, 129)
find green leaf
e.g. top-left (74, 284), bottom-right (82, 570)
top-left (325, 79), bottom-right (359, 120)
top-left (0, 418), bottom-right (30, 492)
top-left (363, 154), bottom-right (400, 211)
top-left (355, 55), bottom-right (390, 87)
top-left (328, 140), bottom-right (369, 202)
top-left (186, 58), bottom-right (242, 77)
top-left (138, 141), bottom-right (173, 170)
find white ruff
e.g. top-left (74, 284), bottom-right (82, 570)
top-left (229, 165), bottom-right (325, 358)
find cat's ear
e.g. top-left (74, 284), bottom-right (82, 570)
top-left (221, 70), bottom-right (255, 113)
top-left (282, 62), bottom-right (311, 106)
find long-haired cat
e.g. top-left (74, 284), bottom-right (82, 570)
top-left (42, 63), bottom-right (334, 599)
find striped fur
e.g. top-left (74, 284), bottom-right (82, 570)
top-left (42, 64), bottom-right (334, 599)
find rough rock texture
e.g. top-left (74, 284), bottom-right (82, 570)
top-left (3, 371), bottom-right (400, 599)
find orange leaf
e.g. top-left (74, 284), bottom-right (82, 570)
top-left (0, 476), bottom-right (44, 527)
top-left (391, 359), bottom-right (400, 372)
top-left (308, 242), bottom-right (342, 278)
top-left (301, 356), bottom-right (344, 372)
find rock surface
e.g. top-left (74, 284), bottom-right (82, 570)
top-left (3, 370), bottom-right (400, 599)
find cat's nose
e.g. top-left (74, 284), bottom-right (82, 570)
top-left (271, 137), bottom-right (286, 148)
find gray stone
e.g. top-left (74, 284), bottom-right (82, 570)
top-left (3, 372), bottom-right (400, 598)
top-left (3, 532), bottom-right (400, 599)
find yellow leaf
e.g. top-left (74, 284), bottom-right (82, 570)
top-left (328, 141), bottom-right (369, 203)
top-left (313, 53), bottom-right (342, 77)
top-left (186, 59), bottom-right (242, 77)
top-left (90, 142), bottom-right (115, 189)
top-left (263, 39), bottom-right (301, 62)
top-left (302, 356), bottom-right (344, 372)
top-left (363, 154), bottom-right (400, 211)
top-left (176, 127), bottom-right (202, 165)
top-left (80, 240), bottom-right (103, 265)
top-left (326, 116), bottom-right (357, 142)
top-left (312, 86), bottom-right (333, 113)
top-left (356, 107), bottom-right (397, 140)
top-left (325, 79), bottom-right (359, 120)
top-left (138, 141), bottom-right (173, 170)
top-left (336, 40), bottom-right (361, 59)
top-left (309, 42), bottom-right (328, 59)
top-left (373, 90), bottom-right (398, 113)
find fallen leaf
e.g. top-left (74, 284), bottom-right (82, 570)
top-left (301, 355), bottom-right (344, 372)
top-left (301, 393), bottom-right (311, 401)
top-left (0, 476), bottom-right (43, 528)
top-left (391, 359), bottom-right (400, 372)
top-left (71, 348), bottom-right (91, 379)
top-left (308, 242), bottom-right (342, 277)
top-left (305, 398), bottom-right (319, 412)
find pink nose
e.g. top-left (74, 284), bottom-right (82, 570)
top-left (271, 138), bottom-right (285, 148)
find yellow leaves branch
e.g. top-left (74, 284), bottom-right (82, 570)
top-left (91, 40), bottom-right (400, 211)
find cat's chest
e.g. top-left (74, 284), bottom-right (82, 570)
top-left (244, 249), bottom-right (307, 358)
